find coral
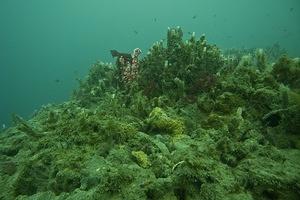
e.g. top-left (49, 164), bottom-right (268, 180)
top-left (117, 48), bottom-right (142, 86)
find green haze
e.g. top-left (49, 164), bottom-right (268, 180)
top-left (0, 0), bottom-right (299, 127)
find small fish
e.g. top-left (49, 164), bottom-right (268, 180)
top-left (133, 30), bottom-right (138, 35)
top-left (192, 15), bottom-right (197, 19)
top-left (2, 124), bottom-right (6, 129)
top-left (154, 18), bottom-right (157, 22)
top-left (289, 7), bottom-right (294, 12)
top-left (55, 79), bottom-right (61, 83)
top-left (213, 14), bottom-right (217, 18)
top-left (110, 50), bottom-right (132, 63)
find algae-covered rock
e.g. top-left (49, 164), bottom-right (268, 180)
top-left (1, 27), bottom-right (300, 200)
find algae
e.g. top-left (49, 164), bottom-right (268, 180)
top-left (0, 27), bottom-right (300, 200)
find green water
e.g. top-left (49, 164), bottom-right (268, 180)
top-left (0, 0), bottom-right (299, 127)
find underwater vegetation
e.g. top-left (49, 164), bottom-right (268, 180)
top-left (0, 27), bottom-right (300, 200)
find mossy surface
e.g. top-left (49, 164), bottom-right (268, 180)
top-left (1, 27), bottom-right (300, 200)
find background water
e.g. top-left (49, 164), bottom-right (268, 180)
top-left (0, 0), bottom-right (299, 128)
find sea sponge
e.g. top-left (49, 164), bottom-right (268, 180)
top-left (131, 150), bottom-right (151, 168)
top-left (146, 107), bottom-right (185, 135)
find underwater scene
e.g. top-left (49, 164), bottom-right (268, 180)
top-left (0, 0), bottom-right (300, 199)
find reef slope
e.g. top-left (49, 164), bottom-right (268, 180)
top-left (0, 27), bottom-right (300, 200)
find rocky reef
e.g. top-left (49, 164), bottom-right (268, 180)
top-left (0, 27), bottom-right (300, 200)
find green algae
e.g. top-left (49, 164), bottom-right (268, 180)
top-left (0, 27), bottom-right (300, 200)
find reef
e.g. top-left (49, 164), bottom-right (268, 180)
top-left (0, 27), bottom-right (300, 200)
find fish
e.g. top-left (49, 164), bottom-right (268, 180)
top-left (289, 7), bottom-right (294, 12)
top-left (192, 15), bottom-right (197, 19)
top-left (154, 18), bottom-right (157, 22)
top-left (134, 30), bottom-right (138, 34)
top-left (55, 79), bottom-right (61, 83)
top-left (2, 124), bottom-right (6, 129)
top-left (110, 50), bottom-right (132, 62)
